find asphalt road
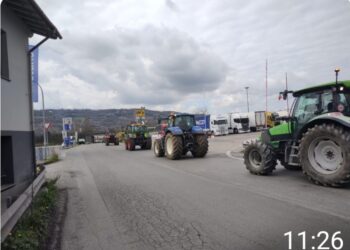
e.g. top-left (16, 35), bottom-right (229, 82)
top-left (46, 135), bottom-right (350, 250)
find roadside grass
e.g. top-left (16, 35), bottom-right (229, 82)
top-left (1, 179), bottom-right (59, 250)
top-left (44, 153), bottom-right (59, 165)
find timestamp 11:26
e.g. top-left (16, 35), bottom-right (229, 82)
top-left (284, 231), bottom-right (344, 250)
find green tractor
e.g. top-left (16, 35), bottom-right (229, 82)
top-left (244, 69), bottom-right (350, 187)
top-left (124, 123), bottom-right (152, 151)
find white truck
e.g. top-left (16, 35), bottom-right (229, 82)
top-left (246, 112), bottom-right (257, 132)
top-left (254, 111), bottom-right (266, 130)
top-left (210, 114), bottom-right (229, 136)
top-left (227, 113), bottom-right (251, 134)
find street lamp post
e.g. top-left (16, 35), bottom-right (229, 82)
top-left (245, 86), bottom-right (250, 112)
top-left (38, 84), bottom-right (47, 159)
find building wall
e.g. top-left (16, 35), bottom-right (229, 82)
top-left (1, 6), bottom-right (35, 211)
top-left (1, 6), bottom-right (32, 131)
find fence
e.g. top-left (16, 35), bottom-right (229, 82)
top-left (35, 145), bottom-right (61, 162)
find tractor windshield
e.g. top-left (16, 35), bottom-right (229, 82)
top-left (132, 126), bottom-right (147, 132)
top-left (174, 116), bottom-right (195, 130)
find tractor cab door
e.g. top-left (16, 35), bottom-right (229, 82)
top-left (292, 92), bottom-right (321, 135)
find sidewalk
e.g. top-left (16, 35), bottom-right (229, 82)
top-left (45, 148), bottom-right (126, 250)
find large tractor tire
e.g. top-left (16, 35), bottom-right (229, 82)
top-left (244, 141), bottom-right (277, 175)
top-left (165, 133), bottom-right (183, 160)
top-left (154, 140), bottom-right (164, 157)
top-left (299, 124), bottom-right (350, 187)
top-left (191, 135), bottom-right (208, 158)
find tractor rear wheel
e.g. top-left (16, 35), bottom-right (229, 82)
top-left (154, 140), bottom-right (164, 157)
top-left (191, 135), bottom-right (208, 158)
top-left (299, 124), bottom-right (350, 187)
top-left (244, 141), bottom-right (277, 175)
top-left (165, 133), bottom-right (183, 160)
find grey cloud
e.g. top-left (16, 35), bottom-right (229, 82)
top-left (35, 0), bottom-right (350, 112)
top-left (165, 0), bottom-right (179, 12)
top-left (39, 26), bottom-right (228, 106)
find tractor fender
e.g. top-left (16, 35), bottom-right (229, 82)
top-left (166, 127), bottom-right (184, 135)
top-left (191, 126), bottom-right (204, 134)
top-left (297, 112), bottom-right (350, 139)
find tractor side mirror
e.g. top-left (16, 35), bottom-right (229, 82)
top-left (279, 90), bottom-right (293, 100)
top-left (272, 112), bottom-right (278, 121)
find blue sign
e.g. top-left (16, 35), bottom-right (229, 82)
top-left (29, 45), bottom-right (39, 102)
top-left (195, 115), bottom-right (210, 129)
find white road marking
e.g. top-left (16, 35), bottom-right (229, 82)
top-left (225, 150), bottom-right (244, 161)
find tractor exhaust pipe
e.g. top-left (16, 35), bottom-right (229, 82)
top-left (335, 68), bottom-right (340, 85)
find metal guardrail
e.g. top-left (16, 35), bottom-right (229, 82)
top-left (35, 145), bottom-right (61, 162)
top-left (1, 168), bottom-right (46, 242)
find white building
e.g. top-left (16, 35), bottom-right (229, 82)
top-left (1, 0), bottom-right (61, 235)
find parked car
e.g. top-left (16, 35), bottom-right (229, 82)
top-left (78, 138), bottom-right (86, 144)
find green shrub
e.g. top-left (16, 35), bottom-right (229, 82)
top-left (2, 179), bottom-right (59, 250)
top-left (44, 153), bottom-right (59, 165)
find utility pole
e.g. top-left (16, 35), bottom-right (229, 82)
top-left (245, 86), bottom-right (250, 112)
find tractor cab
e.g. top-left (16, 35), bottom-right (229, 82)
top-left (287, 81), bottom-right (350, 137)
top-left (168, 114), bottom-right (196, 132)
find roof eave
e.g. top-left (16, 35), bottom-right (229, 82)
top-left (3, 0), bottom-right (62, 40)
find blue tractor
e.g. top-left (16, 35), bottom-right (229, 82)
top-left (153, 114), bottom-right (209, 160)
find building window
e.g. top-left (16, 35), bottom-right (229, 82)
top-left (1, 29), bottom-right (10, 80)
top-left (1, 136), bottom-right (14, 185)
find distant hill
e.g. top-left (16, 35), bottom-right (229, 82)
top-left (34, 109), bottom-right (173, 135)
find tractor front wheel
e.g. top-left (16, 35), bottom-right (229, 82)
top-left (244, 141), bottom-right (277, 175)
top-left (154, 140), bottom-right (164, 157)
top-left (191, 135), bottom-right (208, 158)
top-left (165, 134), bottom-right (183, 160)
top-left (299, 124), bottom-right (350, 187)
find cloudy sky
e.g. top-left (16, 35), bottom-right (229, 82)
top-left (33, 0), bottom-right (350, 113)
